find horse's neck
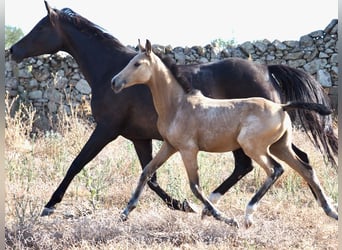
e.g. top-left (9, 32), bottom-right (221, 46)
top-left (148, 64), bottom-right (185, 121)
top-left (62, 26), bottom-right (134, 87)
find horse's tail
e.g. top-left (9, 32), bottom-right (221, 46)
top-left (268, 64), bottom-right (337, 167)
top-left (282, 102), bottom-right (332, 116)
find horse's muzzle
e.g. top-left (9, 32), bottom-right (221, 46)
top-left (111, 75), bottom-right (126, 94)
top-left (9, 45), bottom-right (24, 63)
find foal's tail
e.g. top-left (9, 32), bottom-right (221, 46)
top-left (268, 64), bottom-right (337, 167)
top-left (282, 102), bottom-right (332, 116)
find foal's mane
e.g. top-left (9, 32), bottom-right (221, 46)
top-left (57, 7), bottom-right (129, 50)
top-left (154, 50), bottom-right (193, 93)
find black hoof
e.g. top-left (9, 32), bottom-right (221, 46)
top-left (41, 207), bottom-right (55, 216)
top-left (182, 199), bottom-right (196, 213)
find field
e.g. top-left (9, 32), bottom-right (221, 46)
top-left (5, 99), bottom-right (338, 249)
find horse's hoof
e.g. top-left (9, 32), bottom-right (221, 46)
top-left (182, 199), bottom-right (196, 213)
top-left (225, 218), bottom-right (239, 228)
top-left (201, 207), bottom-right (212, 219)
top-left (41, 207), bottom-right (55, 216)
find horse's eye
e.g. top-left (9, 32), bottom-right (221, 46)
top-left (134, 62), bottom-right (140, 67)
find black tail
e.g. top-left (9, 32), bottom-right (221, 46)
top-left (282, 102), bottom-right (332, 116)
top-left (268, 64), bottom-right (337, 167)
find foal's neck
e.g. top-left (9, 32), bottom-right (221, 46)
top-left (148, 56), bottom-right (186, 120)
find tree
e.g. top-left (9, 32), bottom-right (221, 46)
top-left (5, 25), bottom-right (24, 49)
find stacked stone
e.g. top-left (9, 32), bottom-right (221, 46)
top-left (5, 20), bottom-right (338, 130)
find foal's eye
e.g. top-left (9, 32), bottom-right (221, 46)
top-left (134, 62), bottom-right (141, 67)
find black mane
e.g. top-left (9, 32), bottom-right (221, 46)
top-left (58, 8), bottom-right (129, 50)
top-left (154, 50), bottom-right (193, 93)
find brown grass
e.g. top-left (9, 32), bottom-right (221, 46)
top-left (5, 98), bottom-right (338, 249)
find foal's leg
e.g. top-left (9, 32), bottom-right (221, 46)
top-left (244, 155), bottom-right (284, 228)
top-left (212, 150), bottom-right (254, 198)
top-left (180, 149), bottom-right (239, 227)
top-left (270, 134), bottom-right (338, 221)
top-left (204, 145), bottom-right (307, 216)
top-left (133, 139), bottom-right (194, 212)
top-left (121, 142), bottom-right (177, 221)
top-left (202, 149), bottom-right (254, 218)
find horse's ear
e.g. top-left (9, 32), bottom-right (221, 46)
top-left (45, 1), bottom-right (58, 27)
top-left (145, 39), bottom-right (152, 56)
top-left (44, 1), bottom-right (52, 14)
top-left (138, 39), bottom-right (145, 53)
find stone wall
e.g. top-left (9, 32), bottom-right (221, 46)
top-left (5, 19), bottom-right (338, 130)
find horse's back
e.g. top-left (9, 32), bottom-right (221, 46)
top-left (179, 58), bottom-right (280, 102)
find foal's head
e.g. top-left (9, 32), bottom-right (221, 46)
top-left (111, 39), bottom-right (192, 94)
top-left (111, 39), bottom-right (155, 93)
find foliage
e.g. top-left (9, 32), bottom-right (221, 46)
top-left (5, 25), bottom-right (24, 49)
top-left (211, 38), bottom-right (236, 49)
top-left (5, 96), bottom-right (338, 249)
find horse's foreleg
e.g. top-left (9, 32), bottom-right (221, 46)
top-left (121, 142), bottom-right (176, 221)
top-left (41, 124), bottom-right (118, 216)
top-left (180, 150), bottom-right (239, 227)
top-left (133, 139), bottom-right (194, 212)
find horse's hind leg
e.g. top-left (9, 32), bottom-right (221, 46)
top-left (292, 143), bottom-right (309, 164)
top-left (133, 139), bottom-right (194, 212)
top-left (180, 149), bottom-right (239, 227)
top-left (243, 154), bottom-right (284, 228)
top-left (203, 149), bottom-right (254, 217)
top-left (121, 141), bottom-right (176, 220)
top-left (270, 133), bottom-right (338, 220)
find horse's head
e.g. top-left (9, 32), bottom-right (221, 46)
top-left (10, 1), bottom-right (65, 62)
top-left (111, 39), bottom-right (154, 93)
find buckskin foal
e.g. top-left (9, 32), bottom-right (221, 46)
top-left (111, 40), bottom-right (338, 228)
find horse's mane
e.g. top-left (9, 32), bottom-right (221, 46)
top-left (58, 8), bottom-right (130, 51)
top-left (154, 50), bottom-right (193, 93)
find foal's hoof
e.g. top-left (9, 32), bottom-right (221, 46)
top-left (225, 218), bottom-right (239, 228)
top-left (216, 214), bottom-right (239, 228)
top-left (201, 207), bottom-right (212, 219)
top-left (41, 207), bottom-right (56, 217)
top-left (202, 207), bottom-right (239, 228)
top-left (119, 212), bottom-right (129, 222)
top-left (244, 216), bottom-right (253, 228)
top-left (182, 199), bottom-right (196, 213)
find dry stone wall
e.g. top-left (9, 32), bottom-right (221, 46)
top-left (5, 19), bottom-right (338, 130)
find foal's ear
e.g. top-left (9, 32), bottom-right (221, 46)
top-left (138, 39), bottom-right (145, 53)
top-left (145, 39), bottom-right (152, 56)
top-left (45, 1), bottom-right (58, 27)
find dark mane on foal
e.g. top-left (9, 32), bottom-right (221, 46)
top-left (153, 50), bottom-right (193, 93)
top-left (58, 8), bottom-right (128, 50)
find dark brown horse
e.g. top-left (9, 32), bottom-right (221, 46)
top-left (9, 1), bottom-right (337, 216)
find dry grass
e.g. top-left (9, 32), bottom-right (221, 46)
top-left (5, 98), bottom-right (338, 249)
